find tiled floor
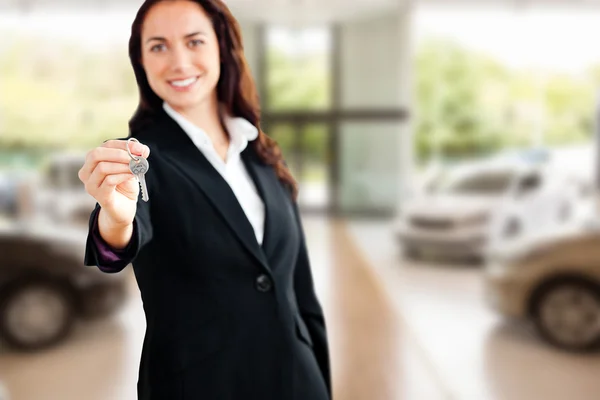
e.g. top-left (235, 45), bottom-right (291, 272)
top-left (7, 216), bottom-right (597, 400)
top-left (346, 219), bottom-right (600, 400)
top-left (0, 216), bottom-right (446, 400)
top-left (324, 220), bottom-right (447, 400)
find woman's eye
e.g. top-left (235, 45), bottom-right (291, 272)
top-left (189, 39), bottom-right (204, 47)
top-left (150, 44), bottom-right (165, 52)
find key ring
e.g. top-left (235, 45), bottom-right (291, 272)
top-left (127, 137), bottom-right (140, 162)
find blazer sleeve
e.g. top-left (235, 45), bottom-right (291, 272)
top-left (291, 201), bottom-right (332, 396)
top-left (83, 193), bottom-right (154, 273)
top-left (88, 206), bottom-right (138, 272)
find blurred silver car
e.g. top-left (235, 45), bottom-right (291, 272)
top-left (395, 160), bottom-right (582, 262)
top-left (485, 224), bottom-right (600, 352)
top-left (0, 221), bottom-right (127, 351)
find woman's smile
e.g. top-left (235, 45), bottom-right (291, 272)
top-left (168, 75), bottom-right (200, 91)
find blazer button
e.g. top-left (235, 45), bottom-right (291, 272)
top-left (255, 274), bottom-right (273, 292)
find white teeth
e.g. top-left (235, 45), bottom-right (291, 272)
top-left (170, 77), bottom-right (198, 87)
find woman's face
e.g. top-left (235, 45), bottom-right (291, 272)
top-left (140, 0), bottom-right (221, 114)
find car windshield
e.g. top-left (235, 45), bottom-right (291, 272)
top-left (429, 169), bottom-right (515, 195)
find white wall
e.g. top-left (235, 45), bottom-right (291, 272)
top-left (338, 6), bottom-right (413, 213)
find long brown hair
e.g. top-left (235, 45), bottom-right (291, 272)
top-left (127, 0), bottom-right (298, 200)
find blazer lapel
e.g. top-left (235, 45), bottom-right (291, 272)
top-left (240, 147), bottom-right (280, 259)
top-left (144, 110), bottom-right (271, 272)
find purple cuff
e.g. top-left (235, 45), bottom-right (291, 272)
top-left (91, 211), bottom-right (136, 272)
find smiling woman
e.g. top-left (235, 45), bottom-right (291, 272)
top-left (78, 1), bottom-right (331, 400)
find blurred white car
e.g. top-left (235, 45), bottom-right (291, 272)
top-left (29, 152), bottom-right (96, 226)
top-left (485, 221), bottom-right (600, 352)
top-left (395, 159), bottom-right (586, 262)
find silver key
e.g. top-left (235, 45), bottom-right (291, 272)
top-left (129, 157), bottom-right (150, 202)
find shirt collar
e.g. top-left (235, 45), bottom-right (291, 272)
top-left (162, 102), bottom-right (258, 154)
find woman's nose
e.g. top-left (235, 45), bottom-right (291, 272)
top-left (169, 45), bottom-right (192, 70)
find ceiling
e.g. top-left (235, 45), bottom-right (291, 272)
top-left (1, 0), bottom-right (403, 22)
top-left (3, 0), bottom-right (600, 23)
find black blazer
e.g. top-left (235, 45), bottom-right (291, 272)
top-left (83, 109), bottom-right (331, 400)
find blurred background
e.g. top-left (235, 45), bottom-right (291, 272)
top-left (2, 0), bottom-right (600, 399)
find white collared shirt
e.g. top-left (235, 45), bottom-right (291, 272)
top-left (162, 102), bottom-right (265, 245)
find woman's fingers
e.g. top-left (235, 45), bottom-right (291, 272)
top-left (98, 173), bottom-right (138, 197)
top-left (77, 139), bottom-right (150, 205)
top-left (102, 139), bottom-right (150, 159)
top-left (100, 173), bottom-right (137, 189)
top-left (89, 172), bottom-right (138, 204)
top-left (79, 140), bottom-right (149, 181)
top-left (80, 148), bottom-right (126, 181)
top-left (85, 161), bottom-right (134, 194)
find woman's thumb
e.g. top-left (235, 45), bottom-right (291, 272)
top-left (131, 142), bottom-right (151, 158)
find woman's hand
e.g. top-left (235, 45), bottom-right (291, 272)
top-left (78, 139), bottom-right (151, 227)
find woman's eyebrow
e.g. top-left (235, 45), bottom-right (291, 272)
top-left (145, 31), bottom-right (207, 44)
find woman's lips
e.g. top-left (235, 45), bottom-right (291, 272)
top-left (168, 76), bottom-right (199, 92)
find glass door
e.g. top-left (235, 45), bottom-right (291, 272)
top-left (267, 122), bottom-right (331, 211)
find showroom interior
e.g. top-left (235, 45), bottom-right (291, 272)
top-left (1, 0), bottom-right (600, 399)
